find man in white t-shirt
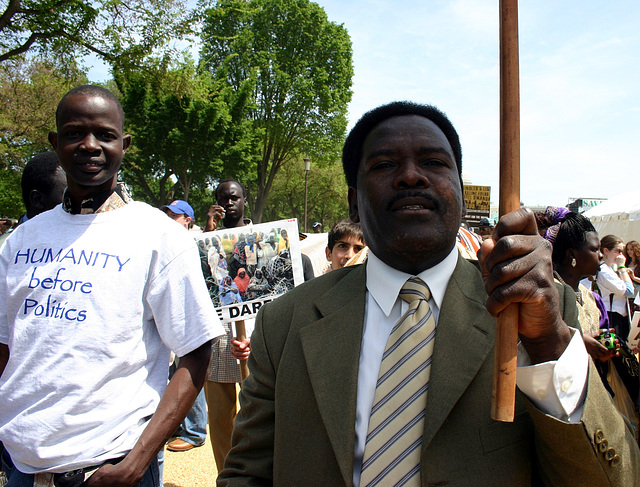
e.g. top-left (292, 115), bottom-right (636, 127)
top-left (0, 85), bottom-right (224, 487)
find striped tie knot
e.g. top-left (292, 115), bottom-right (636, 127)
top-left (399, 277), bottom-right (431, 304)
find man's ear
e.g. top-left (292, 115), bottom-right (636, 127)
top-left (325, 246), bottom-right (332, 262)
top-left (122, 134), bottom-right (132, 152)
top-left (29, 190), bottom-right (44, 212)
top-left (348, 187), bottom-right (359, 223)
top-left (48, 132), bottom-right (58, 150)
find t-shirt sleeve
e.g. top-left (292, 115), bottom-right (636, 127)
top-left (0, 246), bottom-right (9, 344)
top-left (146, 240), bottom-right (224, 357)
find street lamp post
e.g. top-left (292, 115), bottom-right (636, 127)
top-left (303, 157), bottom-right (311, 233)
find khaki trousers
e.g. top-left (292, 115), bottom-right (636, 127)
top-left (205, 381), bottom-right (238, 472)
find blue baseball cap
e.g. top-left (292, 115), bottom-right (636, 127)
top-left (161, 200), bottom-right (195, 220)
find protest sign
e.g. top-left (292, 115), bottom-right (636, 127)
top-left (195, 219), bottom-right (304, 323)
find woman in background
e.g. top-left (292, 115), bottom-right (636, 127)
top-left (536, 208), bottom-right (614, 361)
top-left (538, 209), bottom-right (639, 433)
top-left (598, 235), bottom-right (635, 340)
top-left (625, 240), bottom-right (640, 305)
top-left (625, 240), bottom-right (640, 270)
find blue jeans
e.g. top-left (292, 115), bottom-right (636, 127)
top-left (1, 445), bottom-right (160, 487)
top-left (175, 387), bottom-right (207, 446)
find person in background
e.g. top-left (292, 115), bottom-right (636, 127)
top-left (624, 240), bottom-right (640, 303)
top-left (202, 179), bottom-right (253, 472)
top-left (536, 209), bottom-right (624, 386)
top-left (597, 235), bottom-right (640, 411)
top-left (161, 200), bottom-right (195, 231)
top-left (324, 219), bottom-right (365, 272)
top-left (476, 217), bottom-right (494, 241)
top-left (597, 235), bottom-right (635, 341)
top-left (624, 240), bottom-right (640, 271)
top-left (543, 210), bottom-right (640, 438)
top-left (312, 221), bottom-right (323, 233)
top-left (0, 152), bottom-right (66, 248)
top-left (160, 200), bottom-right (209, 454)
top-left (456, 223), bottom-right (482, 260)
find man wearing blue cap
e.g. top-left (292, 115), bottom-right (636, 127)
top-left (160, 200), bottom-right (209, 453)
top-left (161, 200), bottom-right (195, 231)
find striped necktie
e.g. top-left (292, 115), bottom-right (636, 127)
top-left (360, 277), bottom-right (436, 487)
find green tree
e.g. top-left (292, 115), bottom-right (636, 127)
top-left (0, 0), bottom-right (197, 71)
top-left (200, 0), bottom-right (353, 223)
top-left (116, 58), bottom-right (259, 211)
top-left (0, 166), bottom-right (24, 217)
top-left (0, 55), bottom-right (86, 216)
top-left (0, 55), bottom-right (86, 170)
top-left (263, 155), bottom-right (349, 231)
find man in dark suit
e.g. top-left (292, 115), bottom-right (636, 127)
top-left (218, 102), bottom-right (639, 486)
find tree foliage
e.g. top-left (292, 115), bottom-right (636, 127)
top-left (0, 55), bottom-right (86, 170)
top-left (262, 156), bottom-right (349, 230)
top-left (0, 55), bottom-right (86, 217)
top-left (200, 0), bottom-right (353, 222)
top-left (115, 58), bottom-right (259, 211)
top-left (0, 165), bottom-right (24, 217)
top-left (0, 0), bottom-right (195, 68)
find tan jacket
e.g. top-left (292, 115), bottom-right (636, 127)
top-left (219, 256), bottom-right (640, 486)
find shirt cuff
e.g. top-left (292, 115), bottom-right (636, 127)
top-left (516, 328), bottom-right (588, 422)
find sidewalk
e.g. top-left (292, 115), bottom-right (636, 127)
top-left (164, 428), bottom-right (218, 487)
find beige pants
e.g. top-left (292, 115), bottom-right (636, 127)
top-left (205, 381), bottom-right (238, 472)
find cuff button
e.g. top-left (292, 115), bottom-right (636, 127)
top-left (610, 454), bottom-right (621, 468)
top-left (604, 448), bottom-right (616, 461)
top-left (598, 439), bottom-right (609, 453)
top-left (594, 430), bottom-right (605, 444)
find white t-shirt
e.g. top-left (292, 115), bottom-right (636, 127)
top-left (0, 202), bottom-right (224, 473)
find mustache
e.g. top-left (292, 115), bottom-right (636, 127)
top-left (386, 190), bottom-right (440, 210)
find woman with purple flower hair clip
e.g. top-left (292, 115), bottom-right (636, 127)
top-left (535, 207), bottom-right (613, 358)
top-left (536, 208), bottom-right (640, 433)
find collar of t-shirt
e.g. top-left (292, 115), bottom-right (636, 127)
top-left (366, 246), bottom-right (458, 322)
top-left (62, 182), bottom-right (132, 215)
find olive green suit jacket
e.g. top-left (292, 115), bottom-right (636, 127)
top-left (219, 256), bottom-right (639, 486)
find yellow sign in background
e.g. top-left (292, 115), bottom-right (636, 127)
top-left (464, 185), bottom-right (491, 211)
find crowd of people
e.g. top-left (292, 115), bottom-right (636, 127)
top-left (1, 86), bottom-right (639, 487)
top-left (196, 228), bottom-right (295, 306)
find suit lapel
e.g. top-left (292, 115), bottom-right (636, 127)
top-left (299, 265), bottom-right (366, 487)
top-left (422, 256), bottom-right (496, 449)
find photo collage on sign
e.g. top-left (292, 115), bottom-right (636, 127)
top-left (194, 219), bottom-right (304, 322)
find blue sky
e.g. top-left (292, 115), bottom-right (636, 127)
top-left (88, 0), bottom-right (640, 208)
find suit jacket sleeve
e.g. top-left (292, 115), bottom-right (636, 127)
top-left (524, 281), bottom-right (640, 486)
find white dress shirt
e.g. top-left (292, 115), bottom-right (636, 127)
top-left (352, 248), bottom-right (589, 486)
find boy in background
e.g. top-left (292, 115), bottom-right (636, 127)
top-left (325, 219), bottom-right (365, 272)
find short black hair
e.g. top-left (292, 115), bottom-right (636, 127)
top-left (327, 219), bottom-right (364, 251)
top-left (56, 85), bottom-right (125, 130)
top-left (551, 212), bottom-right (597, 266)
top-left (21, 152), bottom-right (61, 205)
top-left (342, 101), bottom-right (462, 188)
top-left (215, 179), bottom-right (247, 200)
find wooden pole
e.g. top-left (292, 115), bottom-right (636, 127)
top-left (492, 0), bottom-right (520, 423)
top-left (235, 320), bottom-right (250, 381)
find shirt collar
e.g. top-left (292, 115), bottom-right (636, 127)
top-left (62, 182), bottom-right (132, 215)
top-left (366, 246), bottom-right (459, 317)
